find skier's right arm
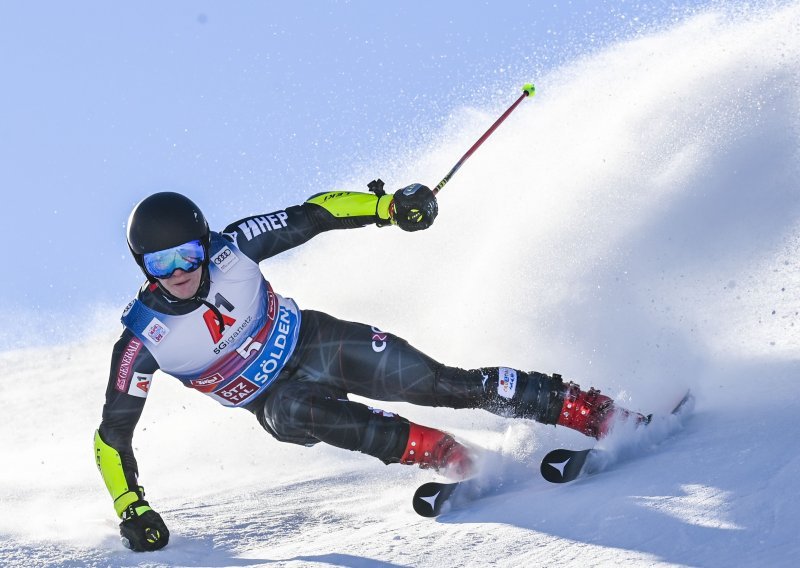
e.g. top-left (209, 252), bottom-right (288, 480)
top-left (95, 329), bottom-right (169, 551)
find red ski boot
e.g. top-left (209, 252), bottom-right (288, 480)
top-left (557, 382), bottom-right (650, 439)
top-left (400, 423), bottom-right (475, 480)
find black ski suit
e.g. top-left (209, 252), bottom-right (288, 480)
top-left (98, 192), bottom-right (564, 505)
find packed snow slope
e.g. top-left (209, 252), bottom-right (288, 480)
top-left (3, 3), bottom-right (800, 567)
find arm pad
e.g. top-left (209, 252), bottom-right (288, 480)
top-left (305, 191), bottom-right (394, 226)
top-left (94, 429), bottom-right (143, 517)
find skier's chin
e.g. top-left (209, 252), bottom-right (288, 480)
top-left (160, 270), bottom-right (202, 299)
top-left (169, 285), bottom-right (199, 299)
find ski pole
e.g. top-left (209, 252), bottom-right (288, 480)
top-left (433, 83), bottom-right (535, 196)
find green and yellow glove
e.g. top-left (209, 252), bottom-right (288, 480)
top-left (119, 498), bottom-right (170, 552)
top-left (390, 183), bottom-right (438, 231)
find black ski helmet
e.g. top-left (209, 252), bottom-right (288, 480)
top-left (127, 192), bottom-right (210, 280)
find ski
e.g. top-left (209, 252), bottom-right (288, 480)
top-left (412, 391), bottom-right (693, 516)
top-left (540, 390), bottom-right (693, 484)
top-left (412, 476), bottom-right (496, 518)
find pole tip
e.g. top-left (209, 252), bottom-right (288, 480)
top-left (522, 83), bottom-right (536, 97)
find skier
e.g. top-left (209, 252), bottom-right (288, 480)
top-left (96, 183), bottom-right (647, 552)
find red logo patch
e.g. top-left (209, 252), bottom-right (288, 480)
top-left (189, 373), bottom-right (226, 393)
top-left (211, 376), bottom-right (259, 405)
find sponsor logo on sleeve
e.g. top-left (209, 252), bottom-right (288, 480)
top-left (127, 372), bottom-right (152, 398)
top-left (144, 317), bottom-right (170, 345)
top-left (237, 212), bottom-right (289, 241)
top-left (497, 367), bottom-right (518, 399)
top-left (115, 338), bottom-right (143, 392)
top-left (211, 246), bottom-right (239, 273)
top-left (210, 376), bottom-right (260, 406)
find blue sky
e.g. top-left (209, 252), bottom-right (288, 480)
top-left (0, 1), bottom-right (718, 347)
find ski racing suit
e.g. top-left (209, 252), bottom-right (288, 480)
top-left (95, 188), bottom-right (567, 519)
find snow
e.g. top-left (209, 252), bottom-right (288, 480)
top-left (3, 3), bottom-right (800, 567)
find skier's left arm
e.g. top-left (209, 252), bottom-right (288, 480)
top-left (224, 181), bottom-right (437, 262)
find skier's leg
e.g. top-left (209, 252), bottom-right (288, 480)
top-left (252, 310), bottom-right (480, 477)
top-left (255, 378), bottom-right (472, 478)
top-left (465, 368), bottom-right (649, 439)
top-left (288, 310), bottom-right (483, 407)
top-left (258, 310), bottom-right (644, 477)
top-left (256, 379), bottom-right (408, 459)
top-left (294, 310), bottom-right (646, 440)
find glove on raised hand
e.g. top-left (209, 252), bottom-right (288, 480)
top-left (119, 499), bottom-right (170, 552)
top-left (391, 183), bottom-right (438, 231)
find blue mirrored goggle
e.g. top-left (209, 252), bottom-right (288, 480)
top-left (142, 239), bottom-right (205, 279)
